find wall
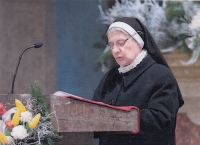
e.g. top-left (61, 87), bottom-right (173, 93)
top-left (0, 1), bottom-right (104, 144)
top-left (0, 0), bottom-right (56, 94)
top-left (56, 0), bottom-right (105, 99)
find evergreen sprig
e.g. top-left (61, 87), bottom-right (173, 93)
top-left (29, 81), bottom-right (62, 145)
top-left (30, 81), bottom-right (49, 117)
top-left (97, 49), bottom-right (112, 64)
top-left (165, 1), bottom-right (186, 23)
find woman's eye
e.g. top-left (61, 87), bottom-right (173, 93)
top-left (117, 41), bottom-right (125, 46)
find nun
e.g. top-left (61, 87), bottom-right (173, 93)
top-left (92, 17), bottom-right (184, 145)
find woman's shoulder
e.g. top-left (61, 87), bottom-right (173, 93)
top-left (147, 62), bottom-right (176, 84)
top-left (137, 55), bottom-right (174, 79)
top-left (151, 63), bottom-right (172, 74)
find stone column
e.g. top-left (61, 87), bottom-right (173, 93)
top-left (164, 51), bottom-right (200, 145)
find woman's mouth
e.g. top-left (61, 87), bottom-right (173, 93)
top-left (115, 57), bottom-right (123, 61)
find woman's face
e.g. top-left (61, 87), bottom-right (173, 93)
top-left (107, 30), bottom-right (142, 67)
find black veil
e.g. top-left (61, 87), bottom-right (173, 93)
top-left (114, 17), bottom-right (184, 107)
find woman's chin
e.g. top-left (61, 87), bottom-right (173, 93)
top-left (115, 59), bottom-right (129, 67)
top-left (118, 62), bottom-right (128, 67)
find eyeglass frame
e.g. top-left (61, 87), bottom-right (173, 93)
top-left (108, 37), bottom-right (130, 50)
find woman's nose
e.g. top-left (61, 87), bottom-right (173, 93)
top-left (112, 45), bottom-right (120, 53)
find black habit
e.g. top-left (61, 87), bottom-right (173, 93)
top-left (92, 17), bottom-right (183, 145)
top-left (92, 55), bottom-right (181, 145)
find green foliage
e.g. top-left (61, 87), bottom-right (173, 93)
top-left (4, 128), bottom-right (11, 136)
top-left (30, 81), bottom-right (49, 117)
top-left (29, 81), bottom-right (62, 145)
top-left (24, 122), bottom-right (30, 130)
top-left (46, 130), bottom-right (63, 145)
top-left (177, 43), bottom-right (190, 53)
top-left (176, 34), bottom-right (191, 42)
top-left (165, 1), bottom-right (186, 23)
top-left (40, 131), bottom-right (63, 145)
top-left (96, 49), bottom-right (112, 65)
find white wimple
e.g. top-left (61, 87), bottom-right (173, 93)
top-left (108, 22), bottom-right (144, 48)
top-left (118, 50), bottom-right (147, 73)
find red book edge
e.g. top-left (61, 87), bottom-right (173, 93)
top-left (56, 93), bottom-right (140, 134)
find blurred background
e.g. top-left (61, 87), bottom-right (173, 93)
top-left (0, 0), bottom-right (107, 98)
top-left (0, 0), bottom-right (200, 145)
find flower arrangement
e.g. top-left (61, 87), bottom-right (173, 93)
top-left (0, 82), bottom-right (62, 145)
top-left (0, 99), bottom-right (40, 144)
top-left (96, 0), bottom-right (200, 71)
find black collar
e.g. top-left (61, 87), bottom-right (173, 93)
top-left (105, 55), bottom-right (156, 91)
top-left (122, 55), bottom-right (156, 88)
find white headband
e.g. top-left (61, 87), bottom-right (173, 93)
top-left (108, 22), bottom-right (144, 48)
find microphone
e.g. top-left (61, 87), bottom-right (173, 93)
top-left (32, 42), bottom-right (43, 48)
top-left (10, 42), bottom-right (43, 94)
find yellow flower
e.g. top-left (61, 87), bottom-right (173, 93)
top-left (29, 113), bottom-right (41, 129)
top-left (12, 109), bottom-right (20, 126)
top-left (15, 99), bottom-right (26, 112)
top-left (0, 132), bottom-right (8, 144)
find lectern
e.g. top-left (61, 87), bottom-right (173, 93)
top-left (0, 94), bottom-right (140, 145)
top-left (51, 93), bottom-right (140, 145)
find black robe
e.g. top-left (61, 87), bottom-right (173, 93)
top-left (92, 55), bottom-right (180, 145)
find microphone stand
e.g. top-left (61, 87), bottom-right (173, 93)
top-left (10, 45), bottom-right (36, 94)
top-left (9, 42), bottom-right (43, 94)
top-left (10, 42), bottom-right (43, 94)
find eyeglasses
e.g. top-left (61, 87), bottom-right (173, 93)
top-left (108, 38), bottom-right (130, 50)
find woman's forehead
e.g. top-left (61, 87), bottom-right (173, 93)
top-left (107, 30), bottom-right (130, 39)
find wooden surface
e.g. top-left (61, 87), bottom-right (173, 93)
top-left (50, 95), bottom-right (140, 133)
